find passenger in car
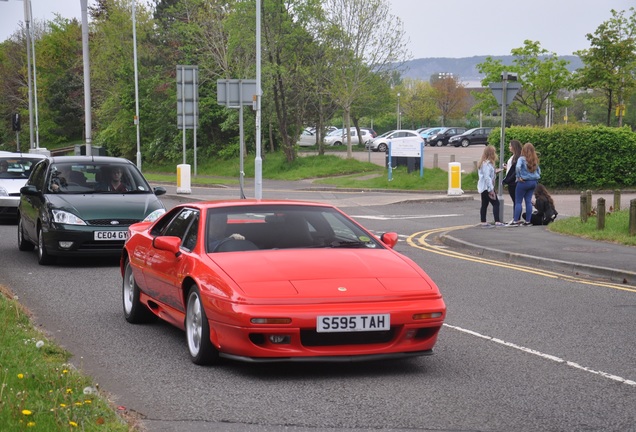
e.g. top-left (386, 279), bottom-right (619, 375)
top-left (98, 166), bottom-right (130, 192)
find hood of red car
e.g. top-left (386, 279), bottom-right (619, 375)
top-left (208, 249), bottom-right (435, 299)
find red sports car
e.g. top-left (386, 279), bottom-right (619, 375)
top-left (120, 200), bottom-right (445, 365)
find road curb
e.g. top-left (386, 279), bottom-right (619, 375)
top-left (439, 232), bottom-right (636, 286)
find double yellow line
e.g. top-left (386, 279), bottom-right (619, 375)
top-left (407, 226), bottom-right (636, 293)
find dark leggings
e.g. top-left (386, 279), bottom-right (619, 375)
top-left (480, 190), bottom-right (501, 223)
top-left (507, 182), bottom-right (516, 206)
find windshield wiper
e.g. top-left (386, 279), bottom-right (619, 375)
top-left (329, 240), bottom-right (370, 248)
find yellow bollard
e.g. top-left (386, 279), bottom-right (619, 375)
top-left (447, 162), bottom-right (463, 196)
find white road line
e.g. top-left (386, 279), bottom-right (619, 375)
top-left (444, 323), bottom-right (636, 387)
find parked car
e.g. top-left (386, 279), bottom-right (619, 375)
top-left (17, 156), bottom-right (166, 265)
top-left (365, 129), bottom-right (424, 152)
top-left (449, 127), bottom-right (494, 147)
top-left (297, 130), bottom-right (318, 147)
top-left (427, 127), bottom-right (467, 147)
top-left (120, 200), bottom-right (446, 365)
top-left (0, 151), bottom-right (47, 221)
top-left (324, 128), bottom-right (373, 146)
top-left (418, 127), bottom-right (444, 143)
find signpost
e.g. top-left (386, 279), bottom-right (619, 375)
top-left (489, 72), bottom-right (521, 221)
top-left (217, 79), bottom-right (257, 198)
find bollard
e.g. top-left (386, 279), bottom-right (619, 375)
top-left (450, 154), bottom-right (456, 163)
top-left (630, 199), bottom-right (636, 236)
top-left (614, 189), bottom-right (621, 211)
top-left (473, 161), bottom-right (478, 171)
top-left (447, 162), bottom-right (463, 196)
top-left (586, 190), bottom-right (592, 215)
top-left (580, 192), bottom-right (587, 223)
top-left (176, 163), bottom-right (192, 194)
top-left (597, 197), bottom-right (605, 230)
top-left (433, 154), bottom-right (438, 169)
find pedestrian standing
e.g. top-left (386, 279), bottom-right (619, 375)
top-left (502, 139), bottom-right (522, 222)
top-left (477, 145), bottom-right (504, 227)
top-left (510, 142), bottom-right (541, 226)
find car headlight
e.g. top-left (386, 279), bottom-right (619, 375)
top-left (143, 209), bottom-right (165, 222)
top-left (51, 209), bottom-right (87, 225)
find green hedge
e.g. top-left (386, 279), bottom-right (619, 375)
top-left (489, 125), bottom-right (636, 189)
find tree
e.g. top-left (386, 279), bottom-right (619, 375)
top-left (321, 0), bottom-right (408, 158)
top-left (430, 75), bottom-right (468, 126)
top-left (573, 8), bottom-right (636, 126)
top-left (476, 40), bottom-right (572, 126)
top-left (398, 79), bottom-right (439, 128)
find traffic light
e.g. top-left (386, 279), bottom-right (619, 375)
top-left (12, 113), bottom-right (21, 132)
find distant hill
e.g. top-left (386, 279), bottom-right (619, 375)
top-left (399, 55), bottom-right (583, 87)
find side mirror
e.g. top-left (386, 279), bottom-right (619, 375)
top-left (20, 185), bottom-right (39, 196)
top-left (380, 232), bottom-right (398, 249)
top-left (154, 186), bottom-right (167, 196)
top-left (153, 236), bottom-right (181, 256)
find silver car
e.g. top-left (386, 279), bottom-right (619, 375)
top-left (365, 130), bottom-right (424, 153)
top-left (0, 151), bottom-right (47, 220)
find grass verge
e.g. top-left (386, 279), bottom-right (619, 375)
top-left (0, 284), bottom-right (136, 431)
top-left (549, 209), bottom-right (636, 247)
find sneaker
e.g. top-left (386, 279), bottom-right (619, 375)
top-left (479, 222), bottom-right (491, 227)
top-left (494, 222), bottom-right (505, 227)
top-left (522, 221), bottom-right (532, 226)
top-left (507, 220), bottom-right (522, 226)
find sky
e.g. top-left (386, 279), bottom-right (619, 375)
top-left (0, 0), bottom-right (633, 58)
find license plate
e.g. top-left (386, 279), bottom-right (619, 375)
top-left (316, 314), bottom-right (390, 333)
top-left (94, 231), bottom-right (128, 241)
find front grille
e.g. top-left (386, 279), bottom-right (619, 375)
top-left (87, 219), bottom-right (140, 226)
top-left (300, 329), bottom-right (395, 347)
top-left (79, 240), bottom-right (125, 250)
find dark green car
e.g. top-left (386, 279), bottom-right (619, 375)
top-left (18, 156), bottom-right (166, 265)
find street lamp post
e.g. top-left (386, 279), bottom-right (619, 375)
top-left (396, 92), bottom-right (401, 130)
top-left (132, 0), bottom-right (141, 169)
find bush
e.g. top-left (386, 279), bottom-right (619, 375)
top-left (489, 125), bottom-right (636, 189)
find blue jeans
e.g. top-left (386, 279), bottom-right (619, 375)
top-left (514, 180), bottom-right (537, 222)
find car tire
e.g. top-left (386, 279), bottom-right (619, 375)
top-left (17, 217), bottom-right (35, 251)
top-left (37, 225), bottom-right (55, 265)
top-left (334, 141), bottom-right (342, 146)
top-left (461, 139), bottom-right (470, 147)
top-left (186, 285), bottom-right (220, 365)
top-left (436, 140), bottom-right (444, 147)
top-left (378, 143), bottom-right (388, 152)
top-left (123, 258), bottom-right (154, 324)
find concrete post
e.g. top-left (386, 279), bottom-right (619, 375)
top-left (629, 199), bottom-right (636, 236)
top-left (433, 154), bottom-right (438, 169)
top-left (597, 198), bottom-right (605, 230)
top-left (580, 192), bottom-right (587, 223)
top-left (614, 190), bottom-right (621, 211)
top-left (586, 190), bottom-right (592, 215)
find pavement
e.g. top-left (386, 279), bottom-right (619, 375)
top-left (159, 178), bottom-right (636, 288)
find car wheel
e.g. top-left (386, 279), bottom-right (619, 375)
top-left (334, 141), bottom-right (342, 146)
top-left (17, 217), bottom-right (35, 251)
top-left (436, 140), bottom-right (444, 147)
top-left (461, 139), bottom-right (470, 147)
top-left (378, 143), bottom-right (388, 152)
top-left (37, 225), bottom-right (55, 265)
top-left (186, 285), bottom-right (220, 365)
top-left (123, 258), bottom-right (154, 324)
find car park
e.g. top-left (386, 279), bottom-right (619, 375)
top-left (324, 128), bottom-right (373, 146)
top-left (418, 127), bottom-right (444, 143)
top-left (17, 155), bottom-right (166, 265)
top-left (365, 129), bottom-right (424, 152)
top-left (0, 151), bottom-right (47, 221)
top-left (449, 127), bottom-right (494, 147)
top-left (427, 127), bottom-right (467, 147)
top-left (121, 199), bottom-right (446, 365)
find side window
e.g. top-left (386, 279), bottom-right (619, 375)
top-left (181, 213), bottom-right (199, 251)
top-left (164, 208), bottom-right (199, 240)
top-left (28, 160), bottom-right (48, 190)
